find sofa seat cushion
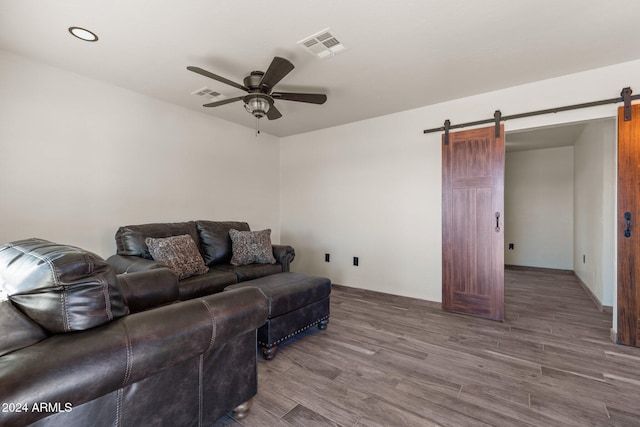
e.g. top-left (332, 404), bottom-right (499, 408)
top-left (225, 272), bottom-right (330, 317)
top-left (178, 269), bottom-right (238, 300)
top-left (213, 263), bottom-right (283, 282)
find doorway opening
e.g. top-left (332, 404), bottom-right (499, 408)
top-left (504, 118), bottom-right (617, 312)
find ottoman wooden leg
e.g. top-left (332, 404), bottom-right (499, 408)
top-left (233, 398), bottom-right (253, 420)
top-left (261, 345), bottom-right (278, 360)
top-left (318, 319), bottom-right (329, 330)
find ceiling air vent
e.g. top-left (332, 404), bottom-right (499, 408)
top-left (298, 28), bottom-right (347, 59)
top-left (191, 87), bottom-right (223, 99)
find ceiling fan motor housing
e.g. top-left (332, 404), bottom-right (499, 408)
top-left (244, 71), bottom-right (267, 92)
top-left (243, 71), bottom-right (273, 118)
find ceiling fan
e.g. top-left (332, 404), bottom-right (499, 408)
top-left (187, 57), bottom-right (327, 120)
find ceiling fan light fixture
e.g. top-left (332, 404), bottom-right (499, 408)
top-left (68, 26), bottom-right (99, 42)
top-left (187, 56), bottom-right (326, 123)
top-left (244, 96), bottom-right (270, 118)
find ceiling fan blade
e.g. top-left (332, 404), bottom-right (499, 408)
top-left (271, 92), bottom-right (327, 104)
top-left (259, 57), bottom-right (294, 92)
top-left (187, 66), bottom-right (249, 92)
top-left (266, 105), bottom-right (282, 120)
top-left (202, 96), bottom-right (244, 107)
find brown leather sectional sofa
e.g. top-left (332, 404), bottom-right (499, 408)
top-left (0, 234), bottom-right (274, 427)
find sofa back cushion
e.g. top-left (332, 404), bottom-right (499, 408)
top-left (0, 238), bottom-right (128, 334)
top-left (115, 221), bottom-right (200, 259)
top-left (196, 221), bottom-right (250, 266)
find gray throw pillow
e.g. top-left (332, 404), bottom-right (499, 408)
top-left (145, 235), bottom-right (209, 280)
top-left (229, 228), bottom-right (276, 266)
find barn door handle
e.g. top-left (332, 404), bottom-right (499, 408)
top-left (624, 212), bottom-right (632, 238)
top-left (495, 212), bottom-right (501, 233)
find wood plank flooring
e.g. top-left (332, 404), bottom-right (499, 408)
top-left (214, 268), bottom-right (640, 426)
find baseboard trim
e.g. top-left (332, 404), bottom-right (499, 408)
top-left (331, 284), bottom-right (442, 309)
top-left (574, 274), bottom-right (612, 313)
top-left (505, 264), bottom-right (573, 274)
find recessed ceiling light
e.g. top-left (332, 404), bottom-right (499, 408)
top-left (68, 27), bottom-right (98, 42)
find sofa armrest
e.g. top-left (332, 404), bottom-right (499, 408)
top-left (0, 287), bottom-right (268, 427)
top-left (117, 269), bottom-right (179, 313)
top-left (121, 287), bottom-right (268, 382)
top-left (107, 254), bottom-right (166, 274)
top-left (272, 244), bottom-right (295, 272)
top-left (205, 287), bottom-right (268, 346)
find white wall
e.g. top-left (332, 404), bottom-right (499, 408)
top-left (280, 58), bottom-right (640, 304)
top-left (0, 50), bottom-right (281, 258)
top-left (1, 49), bottom-right (631, 326)
top-left (574, 119), bottom-right (616, 307)
top-left (504, 146), bottom-right (574, 269)
top-left (280, 113), bottom-right (440, 300)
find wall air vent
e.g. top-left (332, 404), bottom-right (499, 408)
top-left (298, 28), bottom-right (348, 59)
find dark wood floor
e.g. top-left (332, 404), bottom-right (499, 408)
top-left (215, 268), bottom-right (640, 426)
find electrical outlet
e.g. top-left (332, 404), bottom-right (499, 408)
top-left (325, 253), bottom-right (330, 262)
top-left (353, 257), bottom-right (359, 266)
top-left (508, 243), bottom-right (514, 250)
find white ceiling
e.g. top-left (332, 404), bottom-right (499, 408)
top-left (1, 1), bottom-right (640, 137)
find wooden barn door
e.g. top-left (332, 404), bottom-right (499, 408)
top-left (618, 103), bottom-right (640, 347)
top-left (442, 125), bottom-right (505, 321)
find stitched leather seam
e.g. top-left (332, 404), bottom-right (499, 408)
top-left (200, 299), bottom-right (217, 351)
top-left (61, 288), bottom-right (70, 332)
top-left (101, 275), bottom-right (114, 321)
top-left (121, 322), bottom-right (133, 387)
top-left (115, 388), bottom-right (123, 427)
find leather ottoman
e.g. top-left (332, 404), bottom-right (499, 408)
top-left (225, 272), bottom-right (331, 360)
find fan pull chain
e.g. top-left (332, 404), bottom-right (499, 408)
top-left (255, 116), bottom-right (261, 136)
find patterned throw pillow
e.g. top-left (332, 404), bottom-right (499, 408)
top-left (229, 228), bottom-right (276, 266)
top-left (145, 235), bottom-right (209, 280)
